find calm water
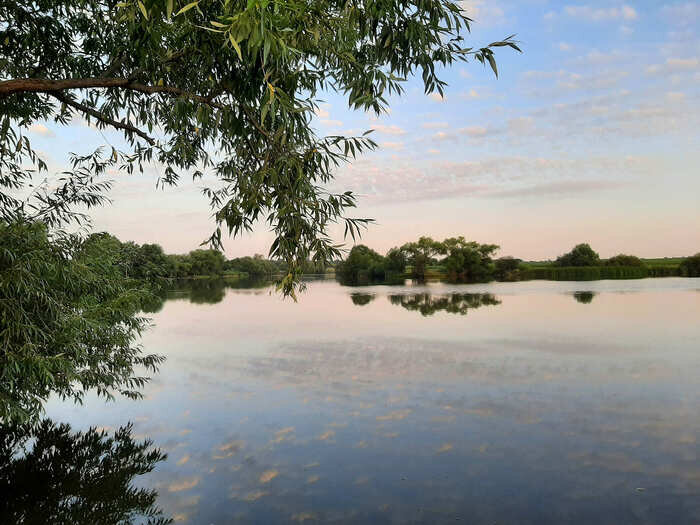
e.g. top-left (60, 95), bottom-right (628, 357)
top-left (43, 278), bottom-right (700, 524)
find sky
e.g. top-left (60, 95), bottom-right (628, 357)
top-left (26, 0), bottom-right (700, 260)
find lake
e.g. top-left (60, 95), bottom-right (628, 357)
top-left (43, 278), bottom-right (700, 524)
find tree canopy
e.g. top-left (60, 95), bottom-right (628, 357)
top-left (605, 254), bottom-right (644, 267)
top-left (0, 220), bottom-right (163, 423)
top-left (680, 253), bottom-right (700, 277)
top-left (554, 243), bottom-right (601, 267)
top-left (0, 0), bottom-right (519, 296)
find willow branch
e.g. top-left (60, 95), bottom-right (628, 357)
top-left (49, 93), bottom-right (155, 145)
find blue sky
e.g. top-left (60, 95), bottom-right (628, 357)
top-left (27, 1), bottom-right (700, 259)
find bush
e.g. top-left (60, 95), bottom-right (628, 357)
top-left (554, 243), bottom-right (600, 267)
top-left (605, 254), bottom-right (644, 266)
top-left (336, 245), bottom-right (388, 285)
top-left (494, 257), bottom-right (522, 281)
top-left (680, 253), bottom-right (700, 277)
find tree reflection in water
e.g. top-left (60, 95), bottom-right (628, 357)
top-left (0, 420), bottom-right (171, 525)
top-left (573, 291), bottom-right (596, 304)
top-left (350, 292), bottom-right (376, 306)
top-left (387, 292), bottom-right (501, 316)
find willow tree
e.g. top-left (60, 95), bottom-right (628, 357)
top-left (1, 1), bottom-right (518, 421)
top-left (0, 0), bottom-right (519, 295)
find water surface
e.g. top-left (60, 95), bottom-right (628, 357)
top-left (44, 278), bottom-right (700, 524)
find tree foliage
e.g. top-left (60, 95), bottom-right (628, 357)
top-left (679, 253), bottom-right (700, 277)
top-left (336, 244), bottom-right (388, 284)
top-left (494, 256), bottom-right (521, 281)
top-left (0, 221), bottom-right (164, 423)
top-left (605, 254), bottom-right (644, 267)
top-left (554, 243), bottom-right (601, 267)
top-left (0, 0), bottom-right (519, 296)
top-left (437, 236), bottom-right (499, 282)
top-left (337, 236), bottom-right (500, 284)
top-left (401, 236), bottom-right (442, 279)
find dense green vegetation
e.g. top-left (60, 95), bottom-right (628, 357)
top-left (68, 232), bottom-right (333, 283)
top-left (679, 253), bottom-right (700, 277)
top-left (553, 243), bottom-right (600, 267)
top-left (337, 236), bottom-right (500, 284)
top-left (336, 239), bottom-right (699, 285)
top-left (0, 221), bottom-right (164, 423)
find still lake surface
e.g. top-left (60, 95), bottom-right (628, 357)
top-left (46, 278), bottom-right (700, 524)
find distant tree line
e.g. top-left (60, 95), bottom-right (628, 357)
top-left (80, 233), bottom-right (333, 282)
top-left (336, 239), bottom-right (700, 285)
top-left (80, 234), bottom-right (700, 285)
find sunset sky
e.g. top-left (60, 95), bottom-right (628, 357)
top-left (27, 0), bottom-right (700, 260)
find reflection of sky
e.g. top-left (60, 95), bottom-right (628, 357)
top-left (45, 279), bottom-right (700, 523)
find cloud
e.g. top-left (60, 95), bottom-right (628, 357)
top-left (315, 106), bottom-right (330, 118)
top-left (436, 443), bottom-right (454, 453)
top-left (291, 512), bottom-right (318, 522)
top-left (176, 454), bottom-right (190, 466)
top-left (242, 491), bottom-right (267, 502)
top-left (259, 469), bottom-right (279, 484)
top-left (376, 409), bottom-right (412, 421)
top-left (29, 123), bottom-right (55, 138)
top-left (564, 4), bottom-right (637, 22)
top-left (318, 429), bottom-right (336, 440)
top-left (486, 179), bottom-right (629, 198)
top-left (371, 123), bottom-right (407, 135)
top-left (661, 2), bottom-right (700, 25)
top-left (574, 49), bottom-right (626, 66)
top-left (666, 91), bottom-right (686, 102)
top-left (271, 426), bottom-right (295, 443)
top-left (168, 477), bottom-right (200, 492)
top-left (320, 119), bottom-right (343, 127)
top-left (428, 92), bottom-right (446, 102)
top-left (432, 131), bottom-right (454, 142)
top-left (213, 439), bottom-right (244, 459)
top-left (422, 121), bottom-right (449, 129)
top-left (558, 42), bottom-right (572, 51)
top-left (458, 126), bottom-right (489, 137)
top-left (619, 24), bottom-right (633, 36)
top-left (337, 152), bottom-right (662, 204)
top-left (646, 57), bottom-right (699, 75)
top-left (460, 0), bottom-right (506, 25)
top-left (380, 141), bottom-right (404, 151)
top-left (462, 88), bottom-right (481, 99)
top-left (522, 69), bottom-right (629, 96)
top-left (507, 117), bottom-right (534, 134)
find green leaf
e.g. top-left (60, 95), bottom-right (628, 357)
top-left (487, 53), bottom-right (498, 77)
top-left (167, 0), bottom-right (173, 19)
top-left (175, 1), bottom-right (199, 16)
top-left (229, 33), bottom-right (243, 60)
top-left (137, 0), bottom-right (148, 19)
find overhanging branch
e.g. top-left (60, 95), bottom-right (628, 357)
top-left (0, 78), bottom-right (227, 109)
top-left (50, 93), bottom-right (155, 145)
